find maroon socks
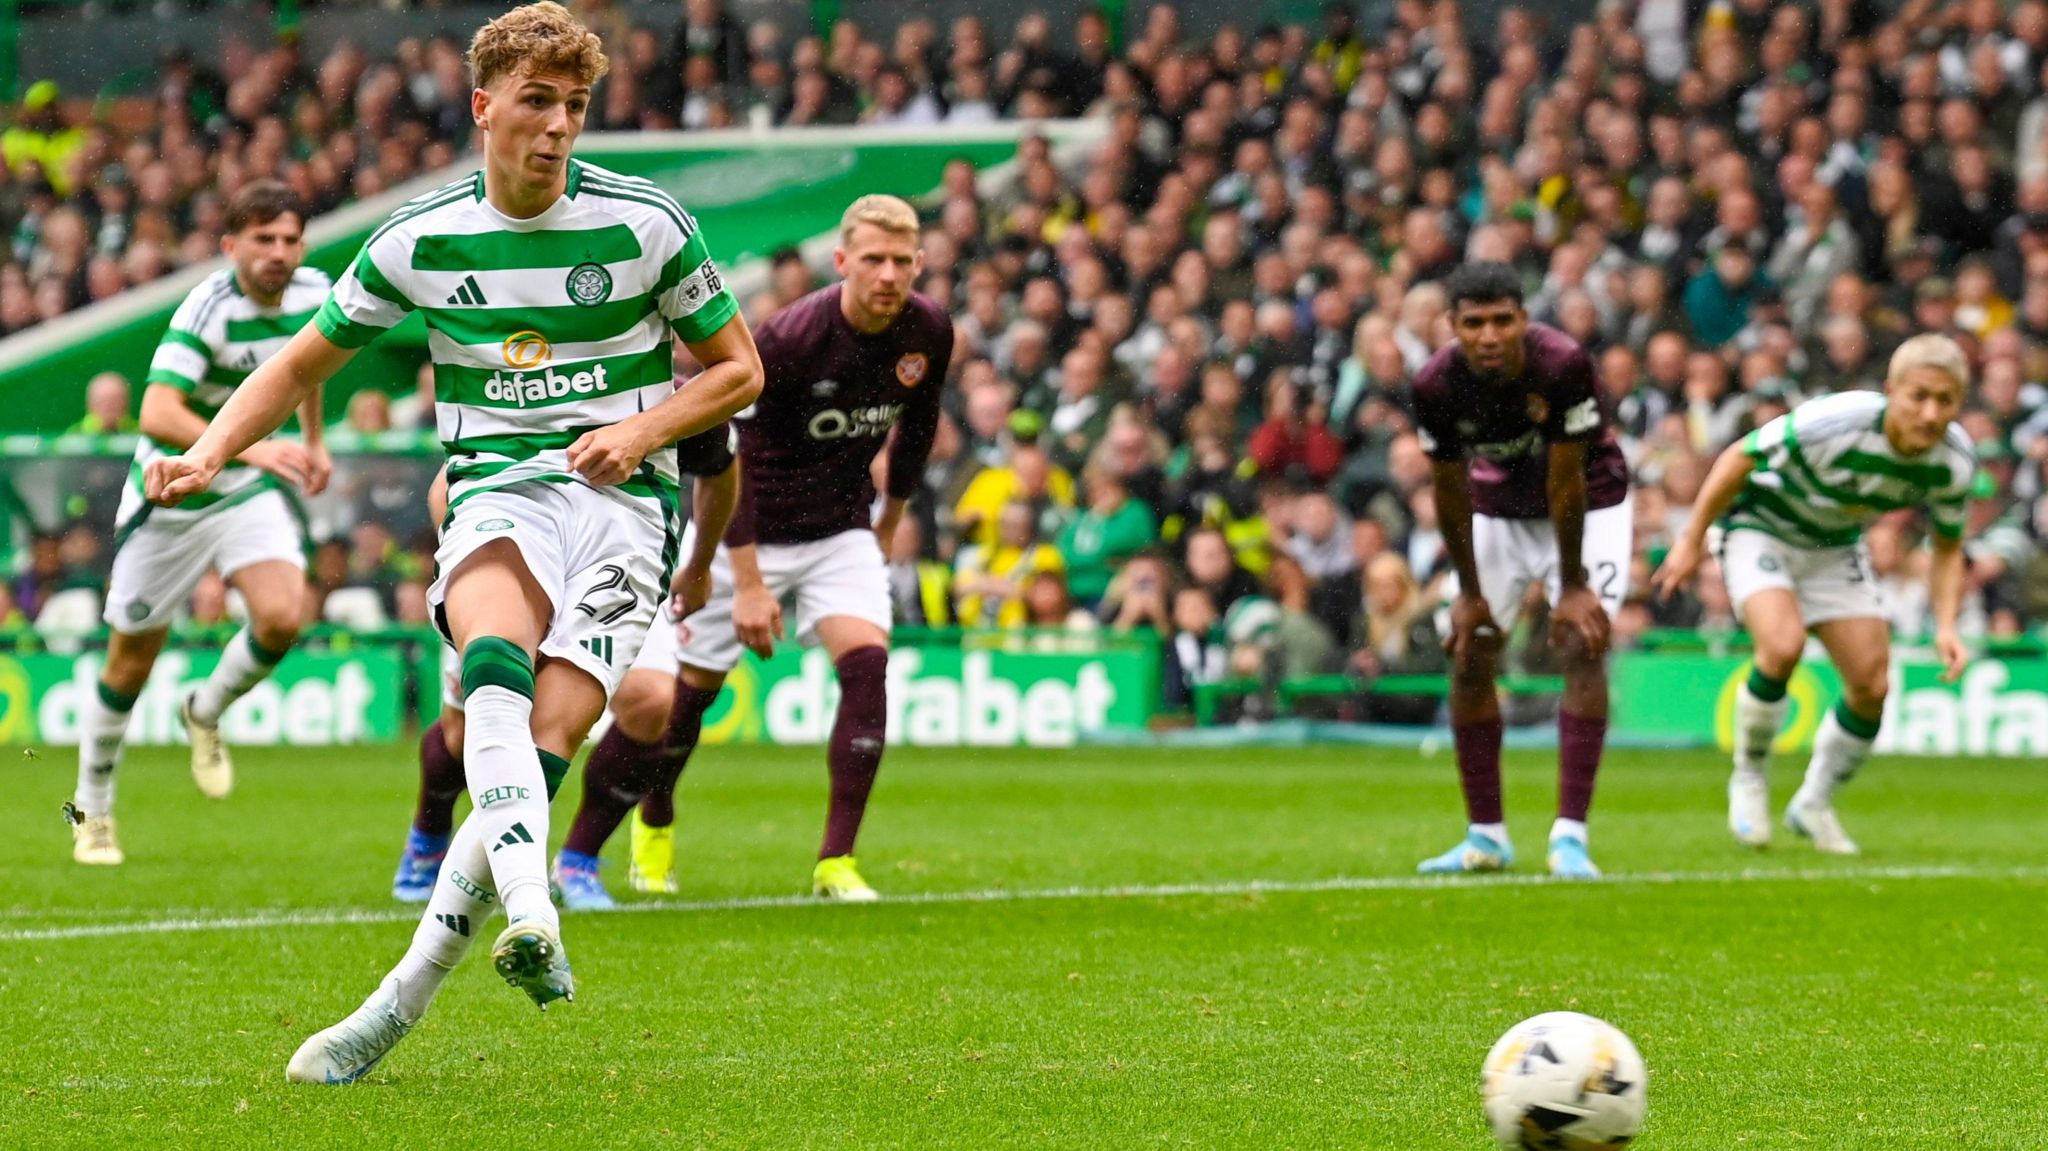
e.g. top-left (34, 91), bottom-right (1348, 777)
top-left (637, 683), bottom-right (722, 827)
top-left (563, 681), bottom-right (721, 856)
top-left (1557, 711), bottom-right (1608, 823)
top-left (820, 646), bottom-right (889, 859)
top-left (1452, 716), bottom-right (1506, 825)
top-left (412, 720), bottom-right (465, 838)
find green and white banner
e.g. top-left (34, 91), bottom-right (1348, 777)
top-left (0, 648), bottom-right (407, 747)
top-left (1613, 651), bottom-right (2048, 756)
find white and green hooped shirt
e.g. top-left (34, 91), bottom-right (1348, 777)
top-left (314, 160), bottom-right (738, 545)
top-left (1728, 390), bottom-right (1975, 550)
top-left (121, 265), bottom-right (332, 532)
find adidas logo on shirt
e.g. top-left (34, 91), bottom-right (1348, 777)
top-left (445, 276), bottom-right (488, 306)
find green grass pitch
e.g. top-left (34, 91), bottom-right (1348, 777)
top-left (0, 740), bottom-right (2042, 1149)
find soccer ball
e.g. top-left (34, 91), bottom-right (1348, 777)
top-left (1481, 1011), bottom-right (1647, 1149)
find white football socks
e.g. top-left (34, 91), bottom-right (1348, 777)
top-left (75, 681), bottom-right (136, 817)
top-left (388, 817), bottom-right (497, 1023)
top-left (463, 684), bottom-right (557, 931)
top-left (1733, 681), bottom-right (1790, 779)
top-left (189, 628), bottom-right (287, 726)
top-left (1796, 706), bottom-right (1877, 807)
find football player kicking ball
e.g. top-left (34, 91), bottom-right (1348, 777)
top-left (552, 193), bottom-right (953, 906)
top-left (146, 3), bottom-right (762, 1083)
top-left (69, 180), bottom-right (332, 865)
top-left (390, 427), bottom-right (736, 904)
top-left (1412, 262), bottom-right (1634, 879)
top-left (1654, 335), bottom-right (1973, 855)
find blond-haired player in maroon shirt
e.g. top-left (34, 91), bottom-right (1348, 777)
top-left (551, 194), bottom-right (953, 903)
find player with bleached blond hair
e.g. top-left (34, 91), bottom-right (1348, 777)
top-left (145, 2), bottom-right (762, 1082)
top-left (548, 193), bottom-right (953, 907)
top-left (1655, 334), bottom-right (1975, 856)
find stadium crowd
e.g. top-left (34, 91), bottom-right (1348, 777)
top-left (10, 0), bottom-right (2048, 718)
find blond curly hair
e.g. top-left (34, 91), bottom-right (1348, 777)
top-left (468, 2), bottom-right (610, 91)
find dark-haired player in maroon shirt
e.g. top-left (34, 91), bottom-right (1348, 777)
top-left (551, 194), bottom-right (953, 903)
top-left (1412, 262), bottom-right (1633, 880)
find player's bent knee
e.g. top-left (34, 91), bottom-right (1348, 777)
top-left (1451, 649), bottom-right (1500, 688)
top-left (1750, 636), bottom-right (1804, 680)
top-left (1843, 670), bottom-right (1889, 715)
top-left (249, 616), bottom-right (301, 656)
top-left (611, 673), bottom-right (675, 745)
top-left (1555, 630), bottom-right (1604, 670)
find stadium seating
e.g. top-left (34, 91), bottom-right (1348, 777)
top-left (4, 0), bottom-right (2047, 729)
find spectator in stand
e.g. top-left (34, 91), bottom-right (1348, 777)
top-left (1057, 465), bottom-right (1158, 608)
top-left (1183, 524), bottom-right (1260, 615)
top-left (343, 389), bottom-right (394, 436)
top-left (65, 372), bottom-right (137, 436)
top-left (953, 411), bottom-right (1074, 537)
top-left (886, 514), bottom-right (952, 627)
top-left (388, 362), bottom-right (439, 432)
top-left (1018, 569), bottom-right (1099, 649)
top-left (1685, 245), bottom-right (1774, 349)
top-left (1163, 584), bottom-right (1226, 714)
top-left (1046, 345), bottom-right (1122, 471)
top-left (0, 573), bottom-right (33, 638)
top-left (954, 499), bottom-right (1066, 629)
top-left (1247, 374), bottom-right (1344, 484)
top-left (1284, 488), bottom-right (1355, 586)
top-left (1349, 552), bottom-right (1446, 725)
top-left (1102, 549), bottom-right (1175, 636)
top-left (22, 0), bottom-right (2048, 660)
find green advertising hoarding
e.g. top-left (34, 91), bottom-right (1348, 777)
top-left (0, 123), bottom-right (1089, 436)
top-left (0, 647), bottom-right (407, 747)
top-left (415, 635), bottom-right (1159, 749)
top-left (694, 644), bottom-right (1155, 747)
top-left (1614, 650), bottom-right (2048, 756)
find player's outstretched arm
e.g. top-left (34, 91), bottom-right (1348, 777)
top-left (139, 384), bottom-right (313, 492)
top-left (1433, 459), bottom-right (1500, 665)
top-left (1652, 441), bottom-right (1758, 601)
top-left (568, 316), bottom-right (764, 487)
top-left (145, 326), bottom-right (357, 505)
top-left (1928, 534), bottom-right (1970, 682)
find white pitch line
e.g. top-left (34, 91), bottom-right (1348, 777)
top-left (1, 864), bottom-right (2042, 944)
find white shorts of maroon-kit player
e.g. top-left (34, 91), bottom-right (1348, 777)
top-left (634, 526), bottom-right (893, 676)
top-left (1439, 497), bottom-right (1635, 632)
